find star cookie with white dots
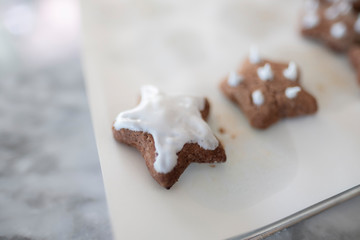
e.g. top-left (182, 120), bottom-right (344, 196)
top-left (220, 48), bottom-right (318, 129)
top-left (301, 0), bottom-right (360, 52)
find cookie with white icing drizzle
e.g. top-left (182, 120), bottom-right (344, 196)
top-left (300, 0), bottom-right (359, 52)
top-left (112, 86), bottom-right (226, 189)
top-left (220, 48), bottom-right (318, 129)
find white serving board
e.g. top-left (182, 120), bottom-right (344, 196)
top-left (81, 0), bottom-right (360, 239)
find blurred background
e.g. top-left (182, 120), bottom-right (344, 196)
top-left (0, 0), bottom-right (360, 239)
top-left (0, 0), bottom-right (112, 239)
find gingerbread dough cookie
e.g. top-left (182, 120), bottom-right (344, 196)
top-left (353, 0), bottom-right (360, 12)
top-left (112, 86), bottom-right (226, 189)
top-left (301, 0), bottom-right (360, 51)
top-left (220, 48), bottom-right (318, 129)
top-left (320, 0), bottom-right (360, 12)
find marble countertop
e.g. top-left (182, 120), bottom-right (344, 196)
top-left (1, 0), bottom-right (360, 239)
top-left (266, 194), bottom-right (360, 240)
top-left (0, 0), bottom-right (112, 239)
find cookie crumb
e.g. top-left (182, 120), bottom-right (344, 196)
top-left (231, 134), bottom-right (236, 139)
top-left (316, 83), bottom-right (325, 93)
top-left (209, 164), bottom-right (216, 168)
top-left (218, 127), bottom-right (226, 134)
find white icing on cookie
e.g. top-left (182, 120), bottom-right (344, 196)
top-left (325, 2), bottom-right (351, 20)
top-left (330, 22), bottom-right (347, 39)
top-left (302, 11), bottom-right (320, 29)
top-left (257, 63), bottom-right (273, 81)
top-left (283, 61), bottom-right (297, 81)
top-left (113, 85), bottom-right (219, 174)
top-left (227, 71), bottom-right (243, 87)
top-left (252, 89), bottom-right (264, 106)
top-left (354, 14), bottom-right (360, 33)
top-left (249, 45), bottom-right (261, 64)
top-left (325, 5), bottom-right (339, 20)
top-left (285, 86), bottom-right (301, 99)
top-left (337, 1), bottom-right (351, 15)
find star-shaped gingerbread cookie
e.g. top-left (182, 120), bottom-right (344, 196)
top-left (300, 0), bottom-right (360, 51)
top-left (220, 48), bottom-right (318, 129)
top-left (112, 86), bottom-right (226, 189)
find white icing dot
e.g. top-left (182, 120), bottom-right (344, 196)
top-left (302, 11), bottom-right (320, 29)
top-left (330, 22), bottom-right (347, 39)
top-left (337, 1), bottom-right (351, 15)
top-left (285, 86), bottom-right (301, 99)
top-left (257, 63), bottom-right (273, 81)
top-left (354, 14), bottom-right (360, 33)
top-left (325, 2), bottom-right (351, 20)
top-left (283, 61), bottom-right (298, 81)
top-left (227, 71), bottom-right (243, 87)
top-left (252, 89), bottom-right (264, 106)
top-left (113, 85), bottom-right (219, 174)
top-left (325, 5), bottom-right (339, 20)
top-left (249, 45), bottom-right (261, 64)
top-left (304, 0), bottom-right (319, 10)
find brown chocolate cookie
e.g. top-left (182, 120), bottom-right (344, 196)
top-left (112, 86), bottom-right (226, 189)
top-left (320, 0), bottom-right (360, 12)
top-left (353, 0), bottom-right (360, 12)
top-left (301, 0), bottom-right (359, 51)
top-left (220, 54), bottom-right (318, 129)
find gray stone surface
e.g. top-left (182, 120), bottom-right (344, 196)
top-left (0, 0), bottom-right (112, 239)
top-left (265, 194), bottom-right (360, 240)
